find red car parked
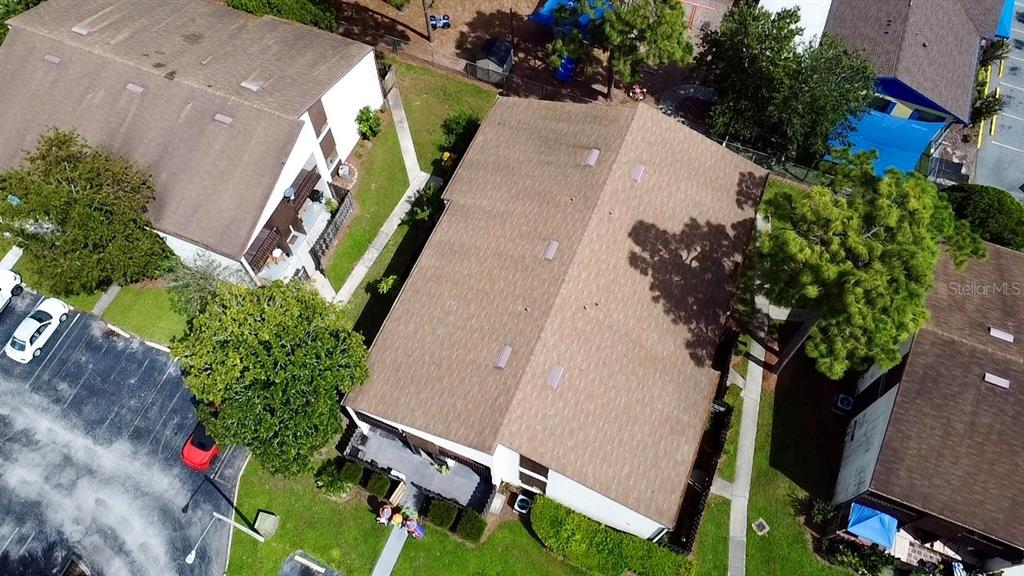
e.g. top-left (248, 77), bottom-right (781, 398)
top-left (181, 421), bottom-right (219, 472)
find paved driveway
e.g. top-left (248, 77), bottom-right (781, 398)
top-left (0, 290), bottom-right (247, 576)
top-left (976, 27), bottom-right (1024, 199)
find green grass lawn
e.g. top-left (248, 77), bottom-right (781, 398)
top-left (746, 389), bottom-right (850, 576)
top-left (718, 383), bottom-right (743, 482)
top-left (325, 116), bottom-right (410, 288)
top-left (392, 520), bottom-right (586, 576)
top-left (230, 459), bottom-right (581, 576)
top-left (13, 252), bottom-right (102, 311)
top-left (230, 459), bottom-right (389, 576)
top-left (692, 495), bottom-right (730, 576)
top-left (101, 284), bottom-right (185, 345)
top-left (394, 61), bottom-right (497, 174)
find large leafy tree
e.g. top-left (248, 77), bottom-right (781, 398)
top-left (699, 1), bottom-right (875, 160)
top-left (174, 281), bottom-right (369, 476)
top-left (600, 0), bottom-right (692, 96)
top-left (756, 152), bottom-right (984, 379)
top-left (544, 0), bottom-right (692, 98)
top-left (0, 129), bottom-right (174, 295)
top-left (946, 183), bottom-right (1024, 251)
top-left (0, 0), bottom-right (45, 45)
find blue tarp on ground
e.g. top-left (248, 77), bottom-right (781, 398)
top-left (529, 0), bottom-right (610, 29)
top-left (847, 503), bottom-right (898, 550)
top-left (997, 0), bottom-right (1014, 38)
top-left (830, 110), bottom-right (944, 175)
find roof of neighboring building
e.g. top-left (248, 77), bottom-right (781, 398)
top-left (824, 0), bottom-right (985, 121)
top-left (345, 97), bottom-right (767, 526)
top-left (872, 244), bottom-right (1024, 549)
top-left (0, 0), bottom-right (371, 258)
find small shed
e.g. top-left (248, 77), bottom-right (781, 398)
top-left (471, 38), bottom-right (513, 85)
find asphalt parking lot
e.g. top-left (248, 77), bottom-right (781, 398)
top-left (976, 24), bottom-right (1024, 199)
top-left (0, 290), bottom-right (247, 576)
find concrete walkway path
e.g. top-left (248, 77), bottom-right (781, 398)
top-left (388, 87), bottom-right (423, 183)
top-left (0, 245), bottom-right (22, 270)
top-left (727, 334), bottom-right (766, 576)
top-left (91, 284), bottom-right (121, 316)
top-left (333, 86), bottom-right (430, 304)
top-left (370, 525), bottom-right (409, 576)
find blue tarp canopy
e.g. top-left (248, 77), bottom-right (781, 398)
top-left (997, 0), bottom-right (1014, 38)
top-left (529, 0), bottom-right (610, 29)
top-left (847, 503), bottom-right (898, 550)
top-left (830, 110), bottom-right (944, 175)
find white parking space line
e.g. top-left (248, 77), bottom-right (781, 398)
top-left (1010, 55), bottom-right (1024, 62)
top-left (16, 531), bottom-right (35, 555)
top-left (1002, 112), bottom-right (1024, 122)
top-left (211, 446), bottom-right (234, 481)
top-left (166, 412), bottom-right (196, 459)
top-left (26, 313), bottom-right (82, 389)
top-left (147, 380), bottom-right (185, 447)
top-left (1000, 81), bottom-right (1024, 91)
top-left (0, 528), bottom-right (20, 554)
top-left (125, 360), bottom-right (174, 438)
top-left (992, 140), bottom-right (1024, 153)
top-left (62, 365), bottom-right (95, 409)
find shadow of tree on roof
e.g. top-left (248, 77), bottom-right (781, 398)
top-left (628, 216), bottom-right (754, 367)
top-left (736, 170), bottom-right (767, 210)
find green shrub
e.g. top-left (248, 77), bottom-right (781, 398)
top-left (313, 457), bottom-right (352, 496)
top-left (439, 110), bottom-right (482, 158)
top-left (425, 499), bottom-right (459, 529)
top-left (227, 0), bottom-right (336, 31)
top-left (366, 471), bottom-right (391, 498)
top-left (820, 537), bottom-right (896, 576)
top-left (356, 106), bottom-right (382, 140)
top-left (455, 510), bottom-right (487, 542)
top-left (339, 460), bottom-right (364, 484)
top-left (1, 0), bottom-right (46, 46)
top-left (387, 0), bottom-right (409, 10)
top-left (946, 183), bottom-right (1024, 250)
top-left (530, 496), bottom-right (689, 576)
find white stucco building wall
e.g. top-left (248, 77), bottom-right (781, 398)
top-left (544, 469), bottom-right (666, 539)
top-left (157, 230), bottom-right (251, 282)
top-left (320, 51), bottom-right (385, 171)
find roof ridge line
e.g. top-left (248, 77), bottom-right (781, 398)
top-left (892, 0), bottom-right (915, 70)
top-left (491, 104), bottom-right (643, 450)
top-left (10, 22), bottom-right (299, 121)
top-left (919, 324), bottom-right (1024, 367)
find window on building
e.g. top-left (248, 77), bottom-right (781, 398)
top-left (519, 454), bottom-right (549, 479)
top-left (320, 129), bottom-right (338, 167)
top-left (869, 96), bottom-right (896, 114)
top-left (308, 100), bottom-right (328, 137)
top-left (909, 109), bottom-right (945, 123)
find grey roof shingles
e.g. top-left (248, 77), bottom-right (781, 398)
top-left (825, 0), bottom-right (995, 121)
top-left (872, 244), bottom-right (1024, 549)
top-left (345, 97), bottom-right (768, 526)
top-left (0, 0), bottom-right (371, 258)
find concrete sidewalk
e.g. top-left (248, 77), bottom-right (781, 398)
top-left (370, 525), bottom-right (409, 576)
top-left (727, 334), bottom-right (766, 576)
top-left (333, 86), bottom-right (430, 304)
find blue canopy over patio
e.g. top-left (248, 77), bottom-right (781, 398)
top-left (847, 502), bottom-right (898, 550)
top-left (830, 110), bottom-right (945, 175)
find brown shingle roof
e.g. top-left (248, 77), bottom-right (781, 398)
top-left (824, 0), bottom-right (983, 121)
top-left (872, 244), bottom-right (1024, 549)
top-left (0, 0), bottom-right (371, 258)
top-left (345, 98), bottom-right (767, 525)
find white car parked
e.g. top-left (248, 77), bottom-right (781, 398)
top-left (4, 297), bottom-right (70, 363)
top-left (0, 269), bottom-right (23, 313)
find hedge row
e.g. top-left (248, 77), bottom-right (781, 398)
top-left (425, 499), bottom-right (459, 529)
top-left (423, 498), bottom-right (486, 542)
top-left (530, 496), bottom-right (690, 576)
top-left (313, 458), bottom-right (366, 496)
top-left (227, 0), bottom-right (335, 31)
